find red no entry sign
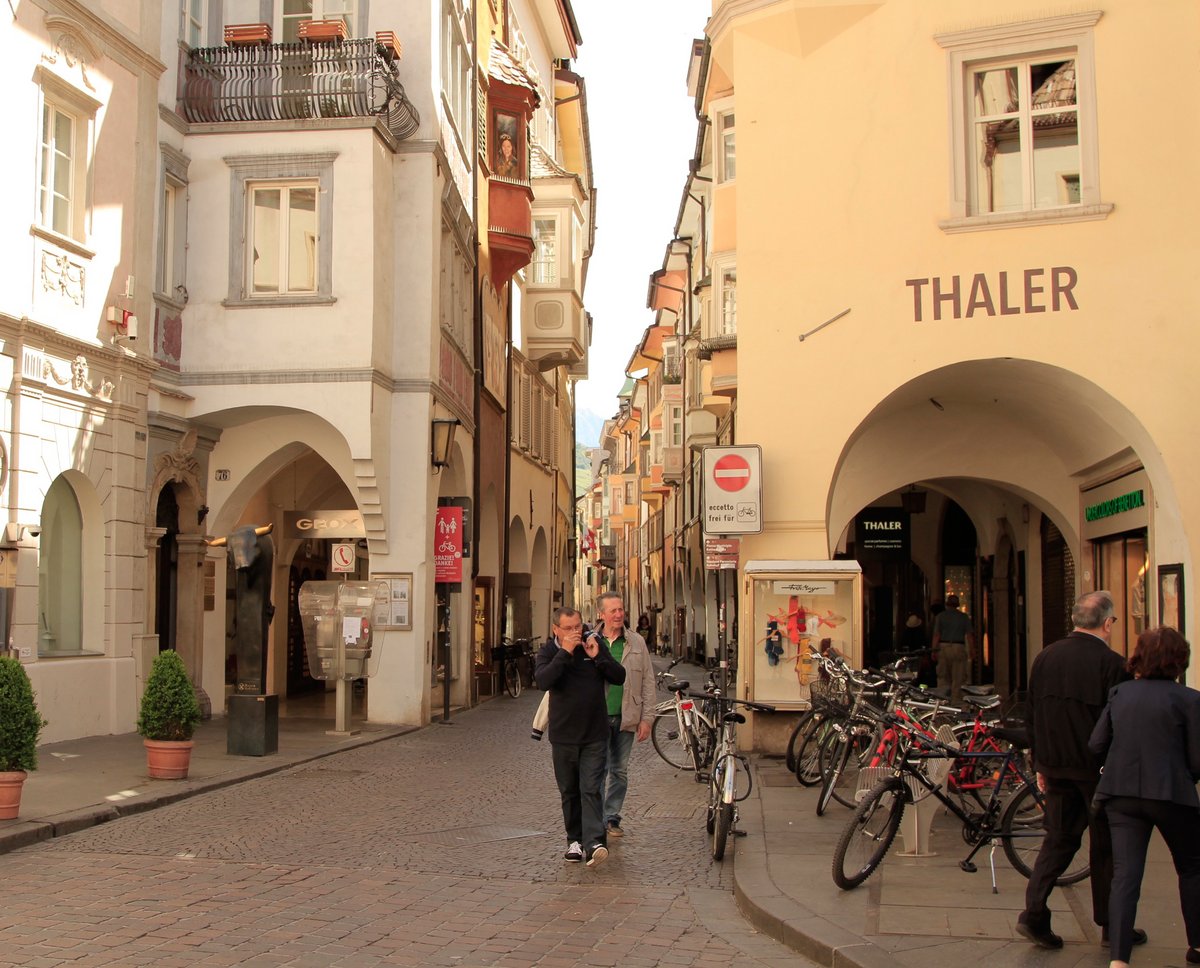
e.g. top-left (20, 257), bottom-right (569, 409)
top-left (713, 454), bottom-right (751, 491)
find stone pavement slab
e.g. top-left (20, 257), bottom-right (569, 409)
top-left (0, 666), bottom-right (813, 967)
top-left (734, 755), bottom-right (1195, 967)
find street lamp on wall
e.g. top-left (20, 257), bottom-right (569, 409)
top-left (431, 417), bottom-right (460, 473)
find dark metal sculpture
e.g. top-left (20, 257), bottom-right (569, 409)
top-left (208, 524), bottom-right (275, 695)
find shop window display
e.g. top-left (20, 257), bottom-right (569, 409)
top-left (746, 563), bottom-right (862, 708)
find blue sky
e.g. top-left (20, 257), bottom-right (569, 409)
top-left (571, 2), bottom-right (711, 444)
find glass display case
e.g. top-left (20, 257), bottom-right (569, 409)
top-left (744, 561), bottom-right (863, 709)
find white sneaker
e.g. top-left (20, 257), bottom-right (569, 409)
top-left (586, 845), bottom-right (609, 868)
top-left (564, 841), bottom-right (584, 862)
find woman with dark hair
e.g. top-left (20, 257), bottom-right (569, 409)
top-left (1089, 626), bottom-right (1200, 967)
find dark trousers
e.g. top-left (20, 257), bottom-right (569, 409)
top-left (1022, 776), bottom-right (1113, 929)
top-left (1105, 796), bottom-right (1200, 961)
top-left (550, 739), bottom-right (607, 850)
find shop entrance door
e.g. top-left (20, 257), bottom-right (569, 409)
top-left (1094, 530), bottom-right (1149, 659)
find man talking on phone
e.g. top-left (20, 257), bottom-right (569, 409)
top-left (535, 607), bottom-right (626, 867)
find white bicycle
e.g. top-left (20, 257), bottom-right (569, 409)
top-left (651, 667), bottom-right (717, 776)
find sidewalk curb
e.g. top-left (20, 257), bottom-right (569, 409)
top-left (733, 760), bottom-right (897, 968)
top-left (0, 724), bottom-right (416, 858)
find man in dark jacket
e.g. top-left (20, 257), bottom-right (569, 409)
top-left (535, 606), bottom-right (626, 868)
top-left (1017, 590), bottom-right (1142, 949)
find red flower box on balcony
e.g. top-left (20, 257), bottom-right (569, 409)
top-left (224, 22), bottom-right (272, 46)
top-left (375, 30), bottom-right (403, 62)
top-left (299, 18), bottom-right (348, 43)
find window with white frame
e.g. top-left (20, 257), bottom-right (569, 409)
top-left (39, 102), bottom-right (76, 237)
top-left (247, 182), bottom-right (318, 296)
top-left (718, 265), bottom-right (737, 335)
top-left (662, 339), bottom-right (680, 383)
top-left (668, 404), bottom-right (683, 447)
top-left (226, 153), bottom-right (336, 305)
top-left (180, 0), bottom-right (205, 47)
top-left (718, 110), bottom-right (736, 183)
top-left (157, 146), bottom-right (190, 303)
top-left (35, 70), bottom-right (99, 246)
top-left (611, 483), bottom-right (622, 512)
top-left (531, 217), bottom-right (557, 286)
top-left (281, 0), bottom-right (357, 43)
top-left (441, 0), bottom-right (471, 139)
top-left (937, 12), bottom-right (1108, 230)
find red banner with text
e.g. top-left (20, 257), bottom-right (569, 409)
top-left (434, 507), bottom-right (464, 583)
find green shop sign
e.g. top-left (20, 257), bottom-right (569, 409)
top-left (1085, 490), bottom-right (1145, 523)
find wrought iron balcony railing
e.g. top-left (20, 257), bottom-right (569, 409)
top-left (179, 38), bottom-right (419, 139)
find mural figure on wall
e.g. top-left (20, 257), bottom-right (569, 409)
top-left (494, 114), bottom-right (520, 178)
top-left (207, 524), bottom-right (275, 695)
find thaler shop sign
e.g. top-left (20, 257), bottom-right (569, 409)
top-left (905, 266), bottom-right (1079, 322)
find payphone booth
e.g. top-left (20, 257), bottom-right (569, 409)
top-left (297, 580), bottom-right (388, 735)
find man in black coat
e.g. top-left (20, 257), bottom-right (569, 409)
top-left (1017, 590), bottom-right (1143, 950)
top-left (535, 606), bottom-right (626, 868)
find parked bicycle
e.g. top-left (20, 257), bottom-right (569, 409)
top-left (705, 688), bottom-right (775, 860)
top-left (495, 636), bottom-right (539, 698)
top-left (831, 705), bottom-right (1089, 892)
top-left (651, 661), bottom-right (718, 776)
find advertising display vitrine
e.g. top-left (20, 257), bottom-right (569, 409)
top-left (744, 560), bottom-right (863, 710)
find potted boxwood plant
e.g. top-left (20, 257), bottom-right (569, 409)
top-left (0, 655), bottom-right (47, 819)
top-left (138, 650), bottom-right (201, 780)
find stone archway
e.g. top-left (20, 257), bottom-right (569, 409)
top-left (826, 359), bottom-right (1188, 686)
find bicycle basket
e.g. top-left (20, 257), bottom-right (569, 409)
top-left (809, 676), bottom-right (850, 714)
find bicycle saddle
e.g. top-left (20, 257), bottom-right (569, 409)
top-left (962, 685), bottom-right (995, 696)
top-left (990, 725), bottom-right (1030, 748)
top-left (963, 693), bottom-right (1002, 709)
top-left (668, 681), bottom-right (689, 692)
top-left (723, 712), bottom-right (746, 725)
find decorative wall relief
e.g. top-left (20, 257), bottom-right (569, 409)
top-left (43, 355), bottom-right (114, 402)
top-left (40, 252), bottom-right (85, 305)
top-left (40, 16), bottom-right (100, 91)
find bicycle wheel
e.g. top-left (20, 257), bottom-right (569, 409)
top-left (1001, 782), bottom-right (1091, 884)
top-left (829, 728), bottom-right (874, 809)
top-left (816, 729), bottom-right (853, 816)
top-left (795, 717), bottom-right (832, 786)
top-left (712, 800), bottom-right (734, 860)
top-left (785, 710), bottom-right (816, 773)
top-left (832, 778), bottom-right (906, 889)
top-left (706, 768), bottom-right (720, 834)
top-left (503, 660), bottom-right (522, 698)
top-left (652, 712), bottom-right (694, 770)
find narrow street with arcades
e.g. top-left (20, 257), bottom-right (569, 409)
top-left (0, 681), bottom-right (808, 968)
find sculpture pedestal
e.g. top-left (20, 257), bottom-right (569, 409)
top-left (227, 693), bottom-right (279, 756)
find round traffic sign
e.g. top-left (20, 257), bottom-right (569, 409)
top-left (713, 453), bottom-right (751, 492)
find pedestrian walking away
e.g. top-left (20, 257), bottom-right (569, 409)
top-left (535, 606), bottom-right (626, 868)
top-left (1089, 625), bottom-right (1200, 968)
top-left (593, 592), bottom-right (657, 841)
top-left (1017, 590), bottom-right (1144, 951)
top-left (931, 594), bottom-right (973, 704)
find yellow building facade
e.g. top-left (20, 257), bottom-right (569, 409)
top-left (621, 0), bottom-right (1200, 748)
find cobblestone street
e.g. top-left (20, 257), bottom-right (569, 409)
top-left (0, 688), bottom-right (807, 967)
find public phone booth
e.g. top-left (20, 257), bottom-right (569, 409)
top-left (297, 580), bottom-right (388, 735)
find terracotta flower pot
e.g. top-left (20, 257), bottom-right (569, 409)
top-left (0, 770), bottom-right (27, 820)
top-left (144, 739), bottom-right (194, 780)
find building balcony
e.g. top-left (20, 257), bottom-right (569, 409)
top-left (178, 36), bottom-right (419, 139)
top-left (489, 177), bottom-right (535, 285)
top-left (523, 286), bottom-right (585, 369)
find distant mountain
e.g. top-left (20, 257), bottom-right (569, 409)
top-left (575, 408), bottom-right (606, 449)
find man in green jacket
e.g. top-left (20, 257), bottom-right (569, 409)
top-left (593, 592), bottom-right (658, 839)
